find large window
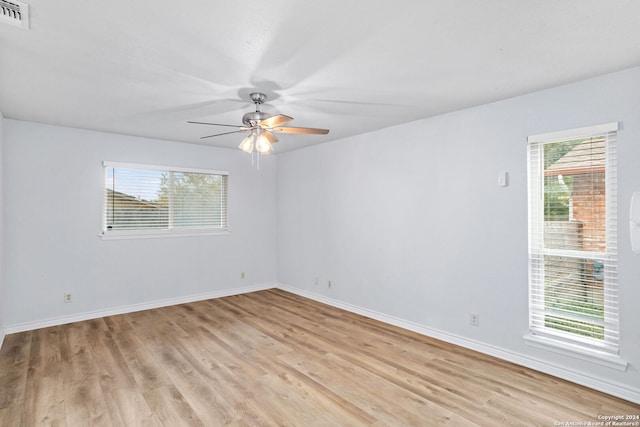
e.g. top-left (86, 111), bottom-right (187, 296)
top-left (527, 123), bottom-right (619, 359)
top-left (102, 162), bottom-right (228, 238)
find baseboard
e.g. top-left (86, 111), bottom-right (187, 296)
top-left (3, 283), bottom-right (276, 335)
top-left (276, 283), bottom-right (640, 405)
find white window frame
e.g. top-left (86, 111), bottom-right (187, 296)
top-left (525, 123), bottom-right (627, 370)
top-left (101, 161), bottom-right (229, 240)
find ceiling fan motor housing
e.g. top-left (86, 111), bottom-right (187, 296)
top-left (242, 111), bottom-right (269, 126)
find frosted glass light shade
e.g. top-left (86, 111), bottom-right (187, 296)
top-left (239, 135), bottom-right (254, 153)
top-left (255, 134), bottom-right (273, 154)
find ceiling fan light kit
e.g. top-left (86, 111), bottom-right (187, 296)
top-left (188, 92), bottom-right (329, 157)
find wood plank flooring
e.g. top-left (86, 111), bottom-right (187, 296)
top-left (0, 289), bottom-right (638, 426)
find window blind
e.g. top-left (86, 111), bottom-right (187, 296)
top-left (103, 162), bottom-right (228, 235)
top-left (527, 123), bottom-right (618, 354)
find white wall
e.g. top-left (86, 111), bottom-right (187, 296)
top-left (0, 112), bottom-right (4, 346)
top-left (2, 120), bottom-right (278, 329)
top-left (277, 67), bottom-right (640, 402)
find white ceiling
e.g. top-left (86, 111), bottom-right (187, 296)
top-left (1, 1), bottom-right (639, 153)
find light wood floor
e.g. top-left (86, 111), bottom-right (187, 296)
top-left (0, 289), bottom-right (638, 426)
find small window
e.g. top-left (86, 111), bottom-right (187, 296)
top-left (102, 162), bottom-right (228, 238)
top-left (527, 123), bottom-right (618, 357)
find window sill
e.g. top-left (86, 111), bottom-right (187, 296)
top-left (99, 228), bottom-right (229, 240)
top-left (523, 333), bottom-right (628, 371)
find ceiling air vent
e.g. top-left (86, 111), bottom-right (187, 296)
top-left (0, 0), bottom-right (29, 29)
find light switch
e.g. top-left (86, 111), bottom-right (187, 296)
top-left (631, 192), bottom-right (640, 254)
top-left (498, 171), bottom-right (508, 187)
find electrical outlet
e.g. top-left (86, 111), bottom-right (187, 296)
top-left (314, 277), bottom-right (319, 286)
top-left (328, 280), bottom-right (332, 288)
top-left (470, 313), bottom-right (479, 326)
top-left (64, 293), bottom-right (72, 303)
top-left (241, 272), bottom-right (246, 279)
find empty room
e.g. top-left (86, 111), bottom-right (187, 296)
top-left (1, 1), bottom-right (639, 425)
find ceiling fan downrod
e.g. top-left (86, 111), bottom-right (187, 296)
top-left (243, 92), bottom-right (269, 126)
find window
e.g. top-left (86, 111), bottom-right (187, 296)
top-left (102, 162), bottom-right (228, 238)
top-left (527, 123), bottom-right (620, 359)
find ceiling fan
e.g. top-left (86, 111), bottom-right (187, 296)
top-left (188, 92), bottom-right (329, 154)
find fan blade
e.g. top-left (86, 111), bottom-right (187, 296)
top-left (263, 130), bottom-right (279, 143)
top-left (272, 126), bottom-right (329, 135)
top-left (188, 121), bottom-right (247, 129)
top-left (200, 129), bottom-right (248, 139)
top-left (260, 114), bottom-right (293, 128)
